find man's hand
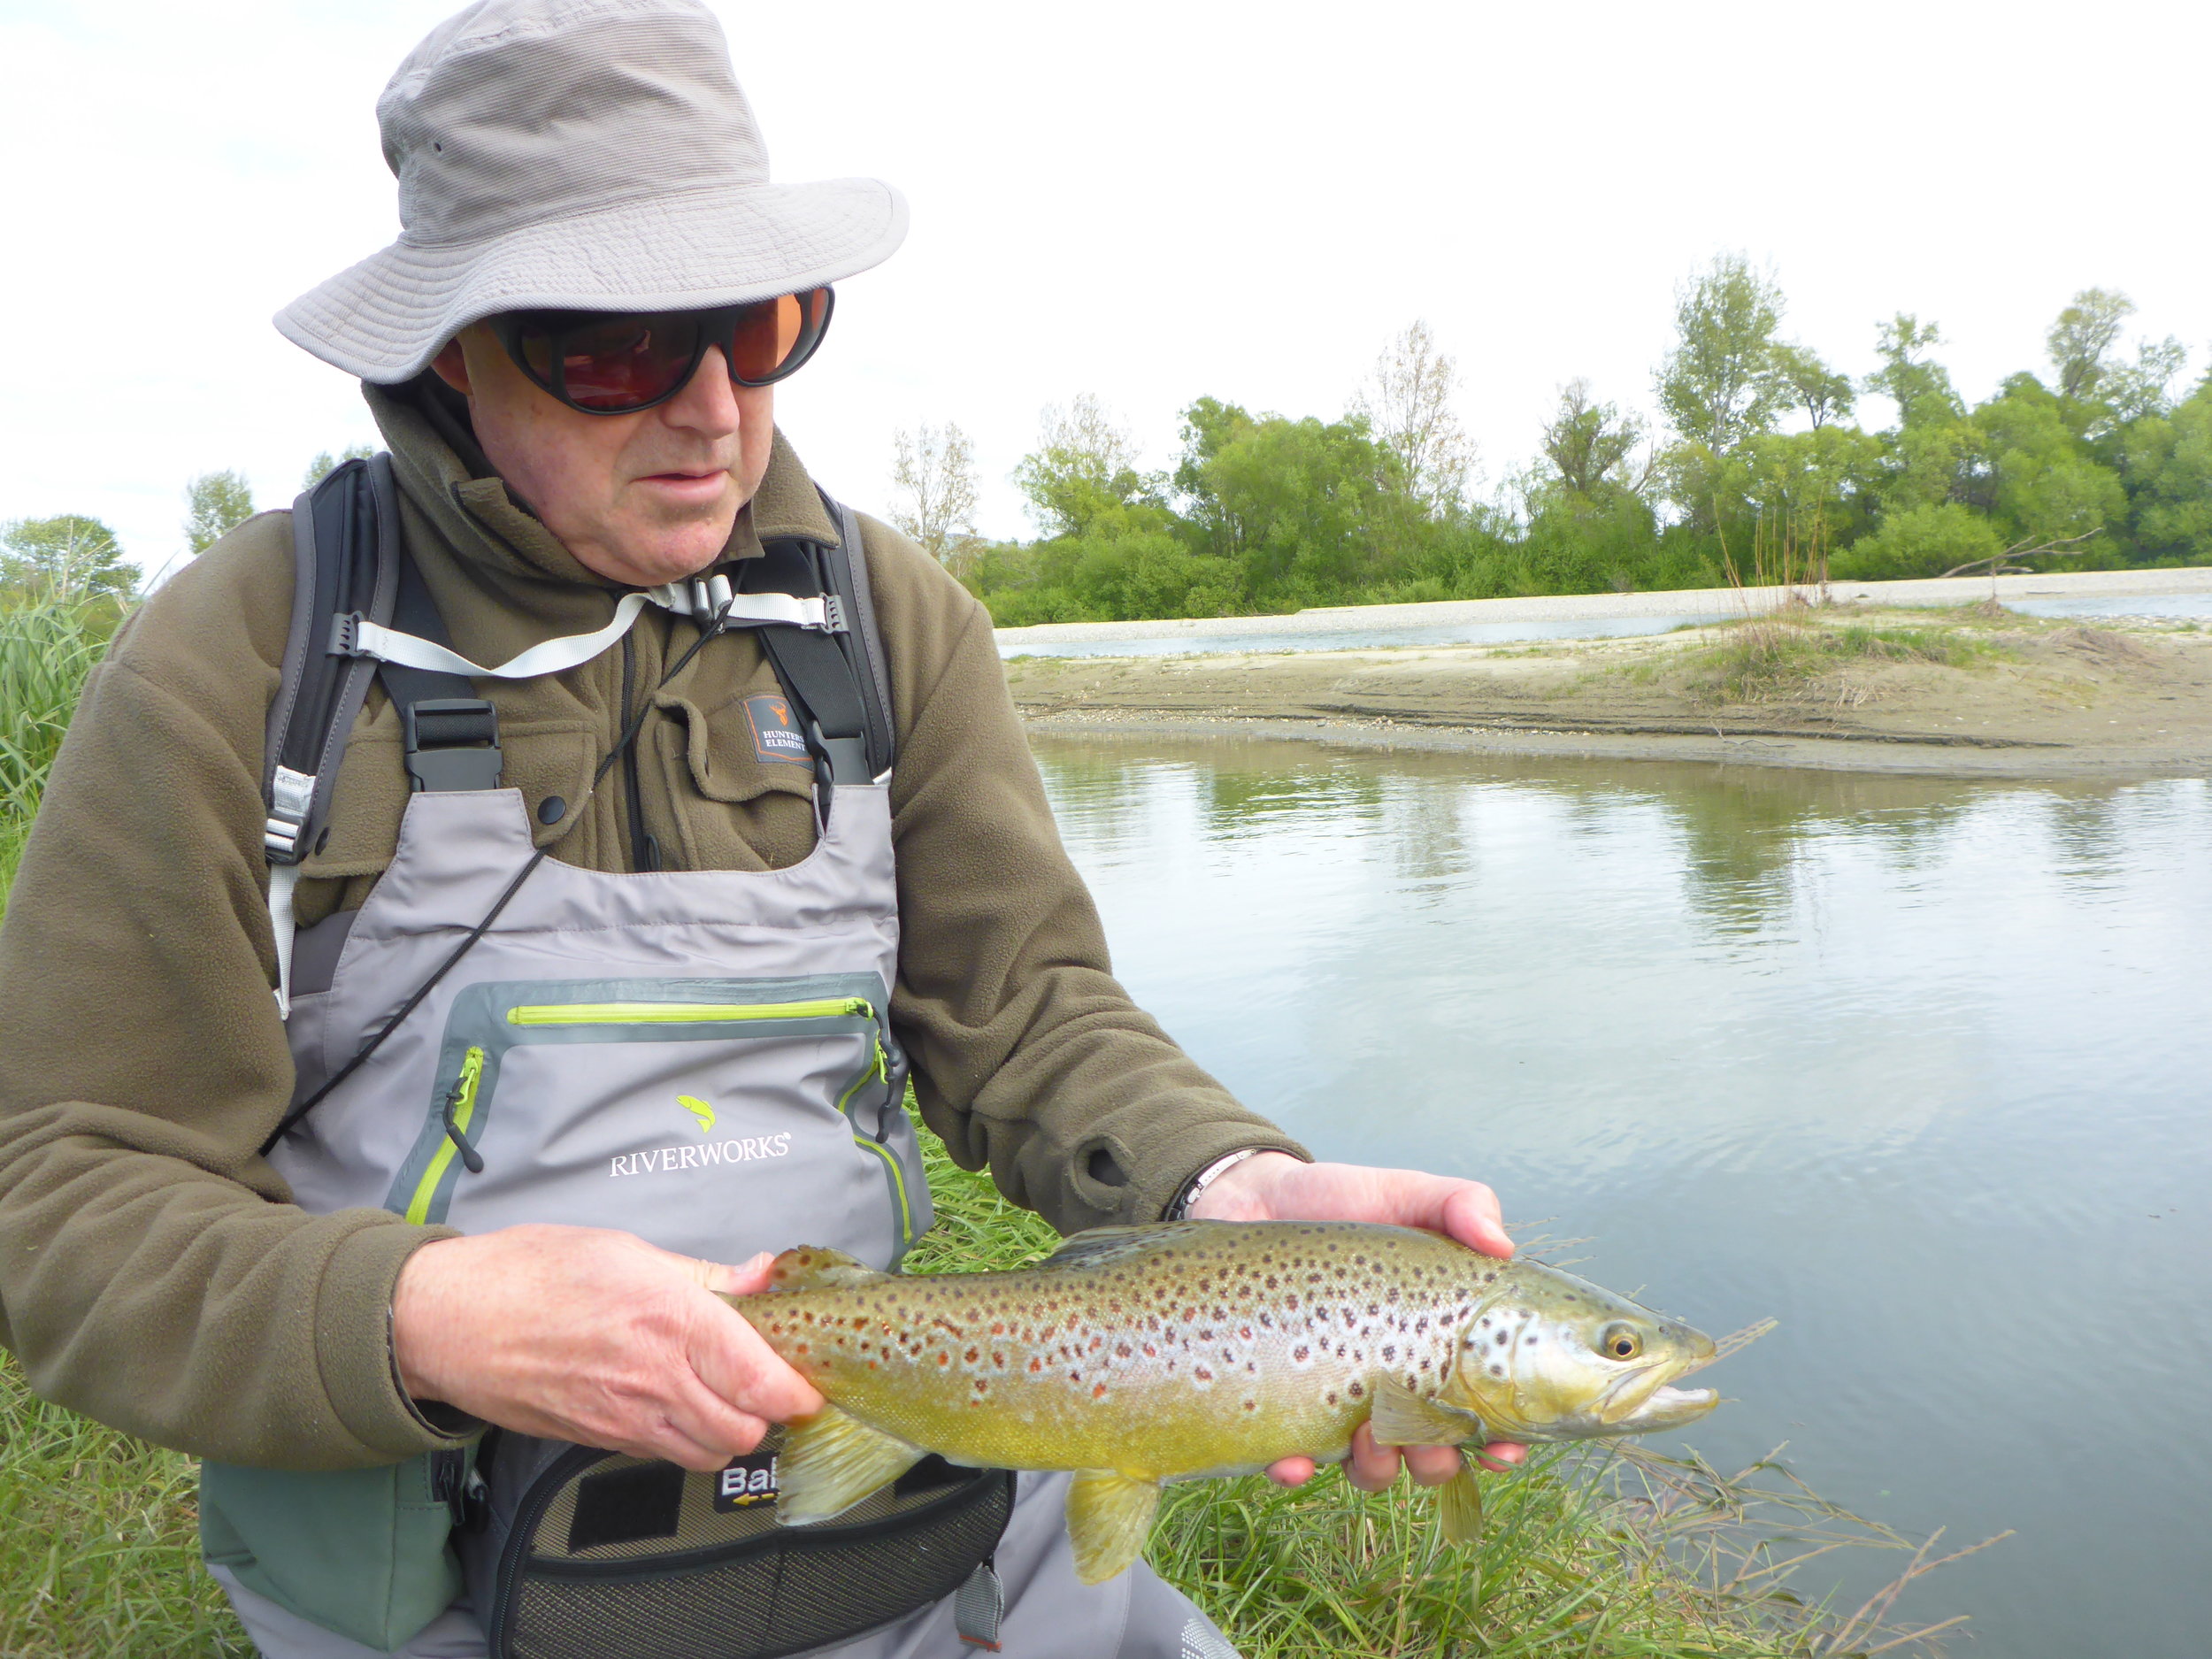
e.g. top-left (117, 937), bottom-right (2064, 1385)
top-left (1186, 1153), bottom-right (1528, 1489)
top-left (391, 1224), bottom-right (823, 1471)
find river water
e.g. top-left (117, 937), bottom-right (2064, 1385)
top-left (1028, 733), bottom-right (2212, 1657)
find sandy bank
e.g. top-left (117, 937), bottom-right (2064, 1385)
top-left (995, 565), bottom-right (2212, 650)
top-left (1006, 608), bottom-right (2212, 779)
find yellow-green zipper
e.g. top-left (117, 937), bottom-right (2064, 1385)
top-left (404, 1046), bottom-right (484, 1225)
top-left (506, 997), bottom-right (874, 1026)
top-left (850, 1135), bottom-right (914, 1246)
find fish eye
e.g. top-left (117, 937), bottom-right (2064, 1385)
top-left (1599, 1323), bottom-right (1643, 1362)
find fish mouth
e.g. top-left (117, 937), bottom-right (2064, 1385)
top-left (1609, 1382), bottom-right (1719, 1431)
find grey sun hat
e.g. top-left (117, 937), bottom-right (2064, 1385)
top-left (275, 0), bottom-right (907, 383)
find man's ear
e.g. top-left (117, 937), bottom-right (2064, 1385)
top-left (429, 335), bottom-right (472, 396)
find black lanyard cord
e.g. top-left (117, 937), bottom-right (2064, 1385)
top-left (257, 598), bottom-right (735, 1159)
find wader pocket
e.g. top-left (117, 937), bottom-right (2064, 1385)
top-left (462, 1429), bottom-right (1014, 1659)
top-left (385, 974), bottom-right (932, 1267)
top-left (199, 1451), bottom-right (464, 1652)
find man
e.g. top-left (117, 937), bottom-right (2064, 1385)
top-left (0, 3), bottom-right (1521, 1655)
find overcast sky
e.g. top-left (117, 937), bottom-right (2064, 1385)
top-left (2, 0), bottom-right (2206, 576)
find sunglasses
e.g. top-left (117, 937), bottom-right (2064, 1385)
top-left (488, 288), bottom-right (834, 415)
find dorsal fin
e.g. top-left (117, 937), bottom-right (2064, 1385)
top-left (761, 1244), bottom-right (886, 1292)
top-left (1041, 1223), bottom-right (1197, 1271)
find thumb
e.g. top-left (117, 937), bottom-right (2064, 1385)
top-left (1443, 1184), bottom-right (1515, 1261)
top-left (694, 1250), bottom-right (779, 1297)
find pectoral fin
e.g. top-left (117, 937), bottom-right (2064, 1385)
top-left (1436, 1457), bottom-right (1484, 1545)
top-left (1064, 1471), bottom-right (1161, 1585)
top-left (1369, 1376), bottom-right (1482, 1448)
top-left (774, 1405), bottom-right (922, 1525)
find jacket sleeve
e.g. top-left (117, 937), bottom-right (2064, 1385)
top-left (869, 517), bottom-right (1309, 1233)
top-left (0, 516), bottom-right (467, 1468)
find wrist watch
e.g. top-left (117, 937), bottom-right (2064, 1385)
top-left (1165, 1147), bottom-right (1264, 1221)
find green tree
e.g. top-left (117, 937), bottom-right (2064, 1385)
top-left (1975, 375), bottom-right (2124, 545)
top-left (2122, 378), bottom-right (2212, 560)
top-left (1013, 396), bottom-right (1151, 539)
top-left (1537, 380), bottom-right (1647, 499)
top-left (1, 515), bottom-right (135, 603)
top-left (303, 444), bottom-right (377, 488)
top-left (2096, 337), bottom-right (2189, 426)
top-left (1863, 314), bottom-right (1962, 427)
top-left (2045, 288), bottom-right (2133, 401)
top-left (1770, 342), bottom-right (1855, 431)
top-left (1655, 255), bottom-right (1789, 456)
top-left (1175, 401), bottom-right (1405, 606)
top-left (183, 470), bottom-right (256, 557)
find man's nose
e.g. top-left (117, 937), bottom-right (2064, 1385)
top-left (662, 342), bottom-right (743, 438)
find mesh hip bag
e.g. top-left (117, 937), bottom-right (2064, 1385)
top-left (461, 1428), bottom-right (1014, 1659)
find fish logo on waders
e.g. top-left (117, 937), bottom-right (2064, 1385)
top-left (678, 1094), bottom-right (717, 1135)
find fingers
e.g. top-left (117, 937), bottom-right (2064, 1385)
top-left (1266, 1455), bottom-right (1317, 1487)
top-left (1474, 1440), bottom-right (1526, 1473)
top-left (1344, 1422), bottom-right (1399, 1493)
top-left (1401, 1442), bottom-right (1466, 1487)
top-left (689, 1297), bottom-right (825, 1425)
top-left (1248, 1164), bottom-right (1516, 1261)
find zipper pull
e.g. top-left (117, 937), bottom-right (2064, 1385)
top-left (442, 1079), bottom-right (485, 1174)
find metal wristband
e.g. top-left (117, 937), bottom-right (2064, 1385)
top-left (1166, 1148), bottom-right (1265, 1221)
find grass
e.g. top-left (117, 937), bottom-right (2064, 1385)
top-left (1686, 615), bottom-right (2011, 706)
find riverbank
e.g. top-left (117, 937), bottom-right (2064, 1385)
top-left (1006, 604), bottom-right (2212, 779)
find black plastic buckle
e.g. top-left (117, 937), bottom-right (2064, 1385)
top-left (810, 720), bottom-right (871, 786)
top-left (402, 698), bottom-right (503, 793)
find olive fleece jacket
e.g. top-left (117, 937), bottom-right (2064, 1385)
top-left (0, 385), bottom-right (1304, 1471)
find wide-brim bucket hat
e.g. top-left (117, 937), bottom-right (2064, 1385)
top-left (276, 0), bottom-right (906, 383)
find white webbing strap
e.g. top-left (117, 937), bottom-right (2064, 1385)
top-left (341, 588), bottom-right (832, 682)
top-left (268, 862), bottom-right (302, 1018)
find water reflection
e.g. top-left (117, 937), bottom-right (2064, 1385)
top-left (1027, 733), bottom-right (2212, 1659)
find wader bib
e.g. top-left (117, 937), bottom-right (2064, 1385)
top-left (202, 461), bottom-right (1237, 1659)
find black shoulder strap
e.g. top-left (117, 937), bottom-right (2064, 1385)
top-left (265, 454), bottom-right (503, 867)
top-left (744, 494), bottom-right (895, 785)
top-left (264, 456), bottom-right (398, 866)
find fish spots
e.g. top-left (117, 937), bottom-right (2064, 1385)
top-left (1029, 1358), bottom-right (1043, 1373)
top-left (935, 1351), bottom-right (950, 1367)
top-left (1490, 1364), bottom-right (1504, 1378)
top-left (973, 1379), bottom-right (987, 1394)
top-left (1094, 1382), bottom-right (1109, 1400)
top-left (1292, 1344), bottom-right (1312, 1368)
top-left (1116, 1343), bottom-right (1133, 1359)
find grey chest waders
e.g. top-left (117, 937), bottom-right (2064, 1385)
top-left (206, 456), bottom-right (1015, 1657)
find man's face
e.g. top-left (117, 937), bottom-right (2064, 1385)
top-left (432, 322), bottom-right (774, 588)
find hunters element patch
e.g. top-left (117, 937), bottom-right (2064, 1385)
top-left (679, 1093), bottom-right (716, 1135)
top-left (713, 1449), bottom-right (780, 1510)
top-left (608, 1132), bottom-right (792, 1178)
top-left (743, 695), bottom-right (811, 766)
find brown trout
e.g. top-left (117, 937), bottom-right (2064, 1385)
top-left (731, 1220), bottom-right (1740, 1584)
